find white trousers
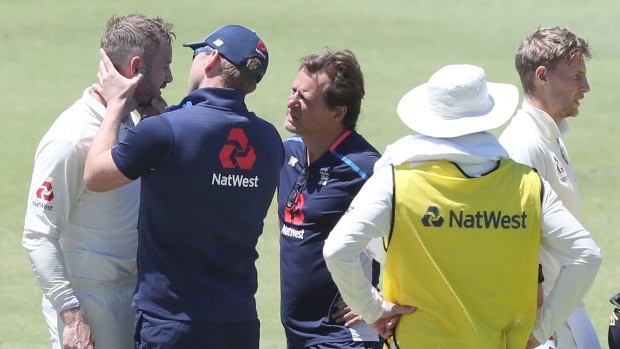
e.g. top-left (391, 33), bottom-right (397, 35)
top-left (41, 276), bottom-right (136, 349)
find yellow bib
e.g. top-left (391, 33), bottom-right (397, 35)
top-left (385, 160), bottom-right (541, 348)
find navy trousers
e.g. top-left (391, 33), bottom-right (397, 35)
top-left (134, 310), bottom-right (259, 349)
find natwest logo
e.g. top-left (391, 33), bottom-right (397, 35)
top-left (422, 206), bottom-right (444, 227)
top-left (421, 205), bottom-right (528, 230)
top-left (219, 128), bottom-right (256, 169)
top-left (35, 179), bottom-right (54, 202)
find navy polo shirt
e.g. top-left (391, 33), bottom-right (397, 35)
top-left (112, 88), bottom-right (283, 322)
top-left (278, 131), bottom-right (381, 347)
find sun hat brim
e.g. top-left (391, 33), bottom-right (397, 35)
top-left (397, 81), bottom-right (519, 138)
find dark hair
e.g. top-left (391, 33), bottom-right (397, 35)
top-left (515, 27), bottom-right (591, 94)
top-left (100, 14), bottom-right (175, 69)
top-left (299, 49), bottom-right (365, 130)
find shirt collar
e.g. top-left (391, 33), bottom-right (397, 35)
top-left (329, 130), bottom-right (352, 152)
top-left (374, 131), bottom-right (508, 172)
top-left (522, 99), bottom-right (569, 138)
top-left (303, 130), bottom-right (354, 167)
top-left (82, 88), bottom-right (140, 126)
top-left (83, 88), bottom-right (106, 122)
top-left (168, 88), bottom-right (248, 113)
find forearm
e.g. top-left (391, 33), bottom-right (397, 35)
top-left (85, 49), bottom-right (139, 192)
top-left (324, 230), bottom-right (387, 323)
top-left (532, 252), bottom-right (601, 341)
top-left (91, 102), bottom-right (124, 158)
top-left (324, 166), bottom-right (394, 323)
top-left (84, 101), bottom-right (122, 176)
top-left (84, 101), bottom-right (133, 192)
top-left (534, 180), bottom-right (603, 340)
top-left (22, 231), bottom-right (80, 312)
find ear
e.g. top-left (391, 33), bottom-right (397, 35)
top-left (203, 50), bottom-right (221, 74)
top-left (129, 56), bottom-right (143, 77)
top-left (333, 105), bottom-right (347, 123)
top-left (534, 66), bottom-right (548, 84)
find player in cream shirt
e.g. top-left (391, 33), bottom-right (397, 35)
top-left (22, 14), bottom-right (174, 349)
top-left (500, 27), bottom-right (599, 349)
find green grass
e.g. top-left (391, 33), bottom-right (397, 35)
top-left (2, 0), bottom-right (619, 347)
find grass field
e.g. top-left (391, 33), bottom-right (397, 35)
top-left (1, 0), bottom-right (619, 348)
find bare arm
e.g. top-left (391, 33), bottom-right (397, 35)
top-left (84, 49), bottom-right (141, 192)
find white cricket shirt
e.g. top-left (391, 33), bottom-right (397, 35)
top-left (499, 100), bottom-right (580, 217)
top-left (22, 89), bottom-right (141, 312)
top-left (499, 100), bottom-right (600, 349)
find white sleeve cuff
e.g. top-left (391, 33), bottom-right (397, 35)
top-left (22, 230), bottom-right (80, 312)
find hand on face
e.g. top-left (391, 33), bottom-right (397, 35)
top-left (93, 48), bottom-right (143, 114)
top-left (136, 95), bottom-right (168, 118)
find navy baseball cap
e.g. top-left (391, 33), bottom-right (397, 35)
top-left (183, 24), bottom-right (269, 82)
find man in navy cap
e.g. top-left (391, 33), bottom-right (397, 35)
top-left (84, 24), bottom-right (283, 348)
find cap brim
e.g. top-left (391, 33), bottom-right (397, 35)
top-left (397, 82), bottom-right (519, 138)
top-left (182, 41), bottom-right (208, 49)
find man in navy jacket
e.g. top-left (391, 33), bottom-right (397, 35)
top-left (84, 25), bottom-right (283, 349)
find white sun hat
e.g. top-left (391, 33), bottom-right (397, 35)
top-left (397, 64), bottom-right (519, 138)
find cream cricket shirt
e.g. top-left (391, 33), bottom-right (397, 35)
top-left (500, 100), bottom-right (600, 349)
top-left (499, 100), bottom-right (580, 217)
top-left (22, 89), bottom-right (140, 312)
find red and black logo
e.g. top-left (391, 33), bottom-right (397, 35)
top-left (285, 192), bottom-right (305, 225)
top-left (36, 180), bottom-right (54, 202)
top-left (284, 168), bottom-right (309, 225)
top-left (553, 155), bottom-right (566, 175)
top-left (219, 128), bottom-right (256, 169)
top-left (256, 40), bottom-right (267, 57)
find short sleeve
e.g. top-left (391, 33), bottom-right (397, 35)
top-left (112, 116), bottom-right (173, 180)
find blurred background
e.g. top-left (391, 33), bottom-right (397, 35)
top-left (1, 0), bottom-right (619, 347)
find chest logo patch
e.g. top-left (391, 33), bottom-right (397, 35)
top-left (35, 179), bottom-right (54, 202)
top-left (287, 156), bottom-right (298, 167)
top-left (552, 155), bottom-right (569, 183)
top-left (285, 192), bottom-right (305, 225)
top-left (319, 168), bottom-right (329, 186)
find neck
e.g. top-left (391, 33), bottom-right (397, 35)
top-left (304, 128), bottom-right (349, 164)
top-left (525, 95), bottom-right (563, 126)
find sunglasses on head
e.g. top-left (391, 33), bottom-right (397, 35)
top-left (192, 46), bottom-right (214, 60)
top-left (286, 168), bottom-right (310, 209)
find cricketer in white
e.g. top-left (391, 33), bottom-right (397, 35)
top-left (22, 88), bottom-right (141, 349)
top-left (500, 100), bottom-right (599, 349)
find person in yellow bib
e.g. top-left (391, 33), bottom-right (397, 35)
top-left (323, 64), bottom-right (602, 349)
